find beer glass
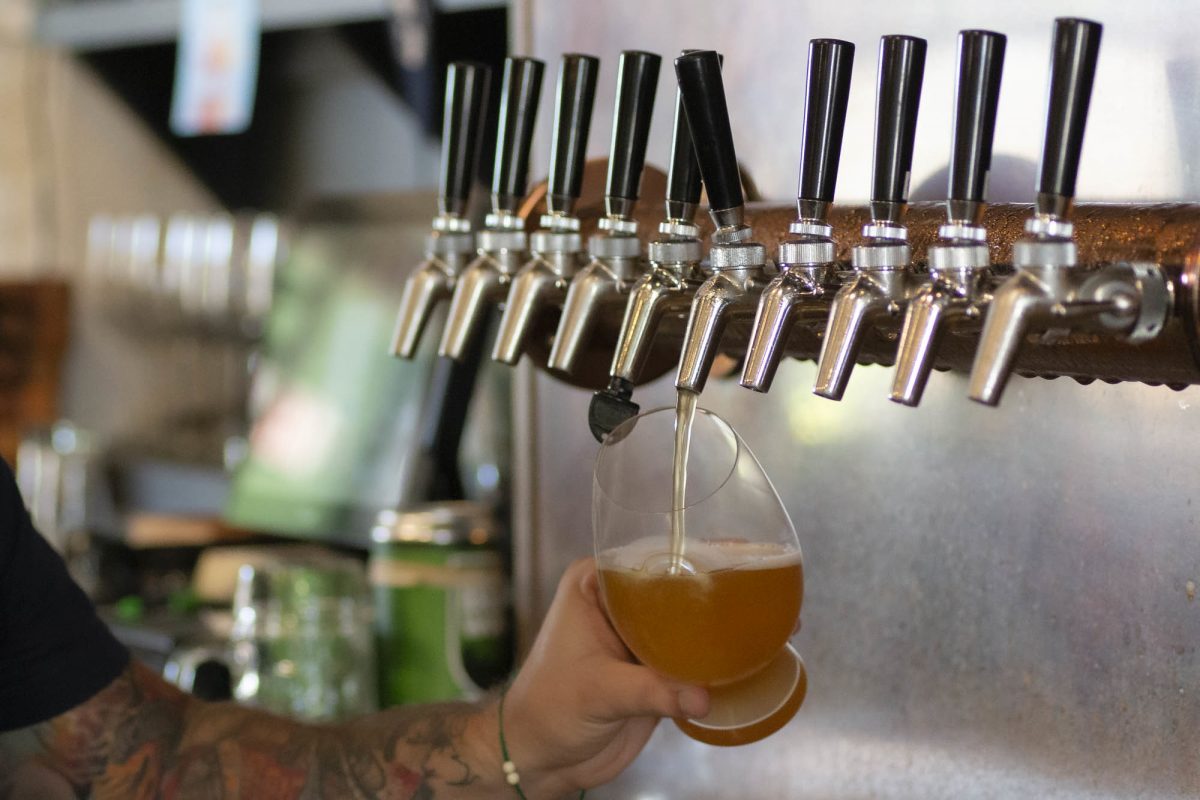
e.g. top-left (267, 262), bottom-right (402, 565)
top-left (593, 405), bottom-right (806, 746)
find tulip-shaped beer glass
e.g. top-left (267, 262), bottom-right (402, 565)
top-left (593, 405), bottom-right (806, 746)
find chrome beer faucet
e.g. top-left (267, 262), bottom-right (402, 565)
top-left (438, 57), bottom-right (545, 361)
top-left (813, 35), bottom-right (927, 401)
top-left (890, 29), bottom-right (1006, 406)
top-left (741, 38), bottom-right (854, 393)
top-left (967, 18), bottom-right (1171, 406)
top-left (674, 50), bottom-right (773, 395)
top-left (587, 54), bottom-right (708, 440)
top-left (492, 54), bottom-right (600, 365)
top-left (390, 62), bottom-right (491, 358)
top-left (548, 51), bottom-right (662, 375)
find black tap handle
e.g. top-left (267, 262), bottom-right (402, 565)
top-left (548, 53), bottom-right (601, 211)
top-left (439, 62), bottom-right (492, 218)
top-left (871, 35), bottom-right (927, 206)
top-left (675, 50), bottom-right (743, 213)
top-left (666, 86), bottom-right (702, 210)
top-left (949, 30), bottom-right (1006, 206)
top-left (607, 51), bottom-right (662, 205)
top-left (665, 50), bottom-right (718, 215)
top-left (798, 39), bottom-right (855, 206)
top-left (491, 57), bottom-right (546, 211)
top-left (1038, 17), bottom-right (1102, 206)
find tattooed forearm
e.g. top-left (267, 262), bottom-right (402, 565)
top-left (0, 662), bottom-right (507, 800)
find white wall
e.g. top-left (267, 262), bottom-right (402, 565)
top-left (521, 0), bottom-right (1200, 205)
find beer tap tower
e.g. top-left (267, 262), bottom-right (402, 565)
top-left (389, 62), bottom-right (491, 359)
top-left (740, 39), bottom-right (854, 393)
top-left (813, 35), bottom-right (926, 401)
top-left (674, 49), bottom-right (774, 395)
top-left (547, 51), bottom-right (661, 375)
top-left (889, 29), bottom-right (1006, 406)
top-left (587, 52), bottom-right (709, 440)
top-left (492, 54), bottom-right (600, 365)
top-left (966, 18), bottom-right (1171, 406)
top-left (412, 25), bottom-right (1196, 434)
top-left (437, 57), bottom-right (546, 361)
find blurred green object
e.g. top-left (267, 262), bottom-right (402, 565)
top-left (167, 586), bottom-right (201, 615)
top-left (370, 502), bottom-right (512, 705)
top-left (114, 594), bottom-right (145, 622)
top-left (223, 225), bottom-right (427, 541)
top-left (230, 550), bottom-right (376, 720)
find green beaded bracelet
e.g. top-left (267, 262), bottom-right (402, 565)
top-left (498, 688), bottom-right (585, 800)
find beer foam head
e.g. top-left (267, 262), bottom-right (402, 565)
top-left (598, 536), bottom-right (801, 574)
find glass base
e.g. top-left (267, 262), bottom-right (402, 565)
top-left (674, 644), bottom-right (806, 747)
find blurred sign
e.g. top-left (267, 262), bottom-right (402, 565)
top-left (170, 0), bottom-right (261, 136)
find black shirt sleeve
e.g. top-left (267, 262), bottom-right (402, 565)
top-left (0, 460), bottom-right (129, 732)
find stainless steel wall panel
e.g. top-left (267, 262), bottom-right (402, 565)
top-left (511, 1), bottom-right (1200, 795)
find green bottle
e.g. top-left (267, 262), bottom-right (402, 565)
top-left (370, 502), bottom-right (512, 705)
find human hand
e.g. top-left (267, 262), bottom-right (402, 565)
top-left (499, 557), bottom-right (710, 796)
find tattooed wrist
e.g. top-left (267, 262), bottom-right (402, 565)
top-left (0, 663), bottom-right (540, 800)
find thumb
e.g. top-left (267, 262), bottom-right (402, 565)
top-left (591, 663), bottom-right (709, 721)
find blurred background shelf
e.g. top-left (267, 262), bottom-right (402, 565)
top-left (36, 0), bottom-right (504, 52)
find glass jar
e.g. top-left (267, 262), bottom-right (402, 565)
top-left (229, 550), bottom-right (376, 720)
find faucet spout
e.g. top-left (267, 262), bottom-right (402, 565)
top-left (610, 268), bottom-right (693, 382)
top-left (966, 270), bottom-right (1049, 405)
top-left (548, 261), bottom-right (629, 373)
top-left (740, 271), bottom-right (827, 393)
top-left (676, 272), bottom-right (751, 394)
top-left (492, 266), bottom-right (563, 364)
top-left (889, 285), bottom-right (959, 406)
top-left (391, 261), bottom-right (455, 358)
top-left (438, 258), bottom-right (503, 361)
top-left (814, 272), bottom-right (907, 400)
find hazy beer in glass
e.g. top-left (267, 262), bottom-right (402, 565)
top-left (593, 407), bottom-right (806, 745)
